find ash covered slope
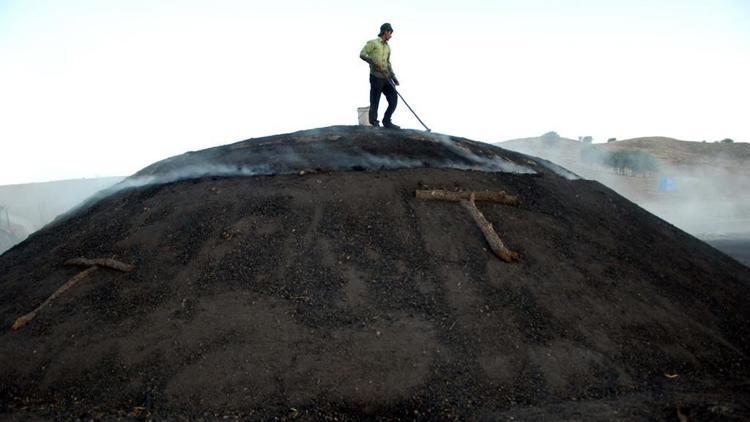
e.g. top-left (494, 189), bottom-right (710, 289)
top-left (1, 127), bottom-right (749, 419)
top-left (128, 125), bottom-right (572, 183)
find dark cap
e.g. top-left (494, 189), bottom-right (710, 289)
top-left (379, 22), bottom-right (393, 36)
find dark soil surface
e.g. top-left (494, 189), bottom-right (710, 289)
top-left (1, 126), bottom-right (749, 420)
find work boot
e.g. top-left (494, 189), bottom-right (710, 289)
top-left (370, 120), bottom-right (380, 127)
top-left (383, 121), bottom-right (400, 129)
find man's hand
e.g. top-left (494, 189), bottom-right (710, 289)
top-left (392, 77), bottom-right (400, 86)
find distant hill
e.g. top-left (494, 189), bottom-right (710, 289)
top-left (498, 135), bottom-right (749, 174)
top-left (604, 137), bottom-right (750, 170)
top-left (501, 135), bottom-right (580, 145)
top-left (496, 136), bottom-right (750, 243)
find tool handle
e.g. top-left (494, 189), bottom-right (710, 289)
top-left (387, 79), bottom-right (431, 132)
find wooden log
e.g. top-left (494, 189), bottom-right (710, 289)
top-left (64, 257), bottom-right (135, 273)
top-left (460, 193), bottom-right (520, 262)
top-left (11, 266), bottom-right (99, 331)
top-left (415, 189), bottom-right (519, 206)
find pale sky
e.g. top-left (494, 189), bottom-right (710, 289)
top-left (1, 0), bottom-right (749, 185)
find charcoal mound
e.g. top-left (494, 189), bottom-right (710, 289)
top-left (130, 126), bottom-right (548, 180)
top-left (1, 126), bottom-right (749, 420)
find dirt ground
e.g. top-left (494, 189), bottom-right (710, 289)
top-left (1, 127), bottom-right (749, 419)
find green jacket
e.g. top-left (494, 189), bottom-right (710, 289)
top-left (360, 37), bottom-right (395, 80)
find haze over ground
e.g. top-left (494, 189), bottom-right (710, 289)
top-left (1, 0), bottom-right (749, 185)
top-left (500, 136), bottom-right (750, 238)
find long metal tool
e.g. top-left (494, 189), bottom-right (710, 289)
top-left (387, 78), bottom-right (431, 132)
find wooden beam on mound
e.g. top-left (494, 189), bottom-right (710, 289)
top-left (64, 257), bottom-right (135, 273)
top-left (460, 193), bottom-right (520, 262)
top-left (415, 189), bottom-right (520, 206)
top-left (416, 190), bottom-right (520, 263)
top-left (11, 257), bottom-right (135, 331)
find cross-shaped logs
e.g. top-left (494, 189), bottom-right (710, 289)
top-left (10, 257), bottom-right (135, 331)
top-left (415, 189), bottom-right (520, 262)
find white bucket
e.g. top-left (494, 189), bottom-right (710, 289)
top-left (357, 106), bottom-right (371, 126)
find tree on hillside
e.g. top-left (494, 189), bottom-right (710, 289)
top-left (720, 138), bottom-right (734, 144)
top-left (605, 149), bottom-right (659, 176)
top-left (607, 138), bottom-right (617, 143)
top-left (542, 131), bottom-right (560, 143)
top-left (579, 136), bottom-right (593, 144)
top-left (607, 150), bottom-right (630, 175)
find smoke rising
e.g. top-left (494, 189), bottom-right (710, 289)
top-left (122, 129), bottom-right (540, 192)
top-left (0, 177), bottom-right (124, 254)
top-left (500, 138), bottom-right (750, 242)
top-left (429, 133), bottom-right (537, 175)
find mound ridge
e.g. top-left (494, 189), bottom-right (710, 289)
top-left (1, 126), bottom-right (749, 419)
top-left (133, 126), bottom-right (539, 178)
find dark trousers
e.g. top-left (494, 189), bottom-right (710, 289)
top-left (369, 74), bottom-right (397, 125)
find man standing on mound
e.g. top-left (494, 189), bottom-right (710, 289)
top-left (360, 22), bottom-right (400, 129)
